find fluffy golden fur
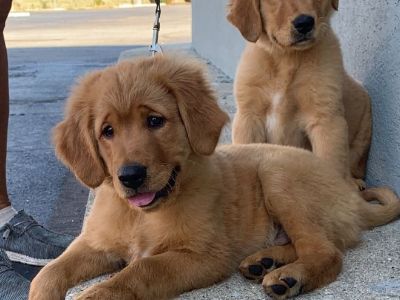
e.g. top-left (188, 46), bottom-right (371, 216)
top-left (29, 56), bottom-right (399, 300)
top-left (227, 0), bottom-right (371, 189)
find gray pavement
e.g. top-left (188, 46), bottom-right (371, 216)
top-left (7, 45), bottom-right (134, 236)
top-left (4, 2), bottom-right (191, 237)
top-left (67, 47), bottom-right (400, 299)
top-left (7, 45), bottom-right (135, 279)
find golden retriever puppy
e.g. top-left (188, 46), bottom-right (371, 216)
top-left (227, 0), bottom-right (371, 189)
top-left (29, 56), bottom-right (399, 300)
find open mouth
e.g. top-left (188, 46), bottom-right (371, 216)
top-left (127, 166), bottom-right (180, 208)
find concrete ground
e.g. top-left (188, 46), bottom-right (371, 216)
top-left (66, 46), bottom-right (400, 299)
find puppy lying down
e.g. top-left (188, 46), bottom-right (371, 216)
top-left (30, 55), bottom-right (400, 300)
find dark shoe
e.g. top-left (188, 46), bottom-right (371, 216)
top-left (0, 249), bottom-right (29, 300)
top-left (0, 210), bottom-right (74, 266)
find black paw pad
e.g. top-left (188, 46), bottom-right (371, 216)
top-left (260, 257), bottom-right (274, 269)
top-left (282, 277), bottom-right (297, 288)
top-left (248, 264), bottom-right (263, 276)
top-left (270, 284), bottom-right (287, 295)
top-left (275, 262), bottom-right (285, 268)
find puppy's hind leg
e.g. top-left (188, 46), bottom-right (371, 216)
top-left (260, 191), bottom-right (343, 298)
top-left (345, 78), bottom-right (372, 181)
top-left (349, 103), bottom-right (371, 191)
top-left (349, 107), bottom-right (371, 187)
top-left (261, 237), bottom-right (342, 299)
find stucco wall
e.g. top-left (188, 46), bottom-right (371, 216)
top-left (192, 0), bottom-right (400, 192)
top-left (192, 0), bottom-right (244, 78)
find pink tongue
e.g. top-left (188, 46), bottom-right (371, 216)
top-left (128, 192), bottom-right (156, 207)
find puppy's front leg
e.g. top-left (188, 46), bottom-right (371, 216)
top-left (306, 115), bottom-right (352, 180)
top-left (76, 250), bottom-right (229, 300)
top-left (232, 109), bottom-right (267, 144)
top-left (232, 89), bottom-right (267, 144)
top-left (29, 237), bottom-right (122, 300)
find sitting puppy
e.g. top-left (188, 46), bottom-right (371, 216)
top-left (29, 56), bottom-right (399, 300)
top-left (227, 0), bottom-right (371, 190)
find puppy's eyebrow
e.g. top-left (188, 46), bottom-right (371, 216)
top-left (102, 86), bottom-right (170, 118)
top-left (139, 103), bottom-right (166, 115)
top-left (101, 68), bottom-right (172, 116)
top-left (103, 89), bottom-right (130, 114)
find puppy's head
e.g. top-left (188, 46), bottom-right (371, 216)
top-left (227, 0), bottom-right (339, 50)
top-left (54, 55), bottom-right (228, 211)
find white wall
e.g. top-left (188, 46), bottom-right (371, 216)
top-left (192, 0), bottom-right (244, 78)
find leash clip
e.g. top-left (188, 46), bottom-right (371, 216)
top-left (149, 1), bottom-right (163, 56)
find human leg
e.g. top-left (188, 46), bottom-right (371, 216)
top-left (0, 0), bottom-right (12, 210)
top-left (0, 1), bottom-right (74, 267)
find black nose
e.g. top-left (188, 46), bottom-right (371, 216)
top-left (118, 164), bottom-right (147, 189)
top-left (293, 15), bottom-right (315, 35)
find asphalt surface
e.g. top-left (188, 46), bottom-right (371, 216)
top-left (7, 46), bottom-right (135, 235)
top-left (7, 45), bottom-right (135, 279)
top-left (4, 5), bottom-right (190, 279)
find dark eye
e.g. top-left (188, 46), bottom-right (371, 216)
top-left (147, 116), bottom-right (165, 129)
top-left (101, 125), bottom-right (114, 139)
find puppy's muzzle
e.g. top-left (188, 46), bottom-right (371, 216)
top-left (118, 163), bottom-right (147, 189)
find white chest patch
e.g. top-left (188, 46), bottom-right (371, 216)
top-left (266, 92), bottom-right (283, 133)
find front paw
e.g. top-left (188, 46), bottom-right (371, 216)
top-left (29, 270), bottom-right (66, 300)
top-left (75, 284), bottom-right (130, 300)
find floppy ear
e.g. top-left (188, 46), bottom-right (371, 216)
top-left (53, 71), bottom-right (106, 188)
top-left (227, 0), bottom-right (262, 42)
top-left (331, 0), bottom-right (339, 10)
top-left (163, 58), bottom-right (229, 156)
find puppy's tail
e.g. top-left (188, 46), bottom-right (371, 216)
top-left (360, 187), bottom-right (400, 228)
